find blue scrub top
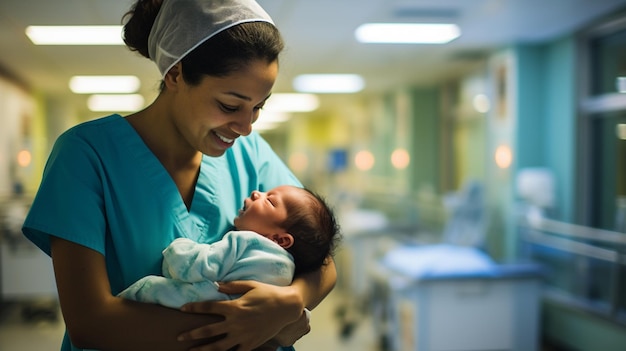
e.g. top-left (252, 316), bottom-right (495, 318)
top-left (22, 114), bottom-right (301, 351)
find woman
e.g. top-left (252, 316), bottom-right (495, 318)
top-left (22, 1), bottom-right (336, 350)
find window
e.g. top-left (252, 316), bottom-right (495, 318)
top-left (588, 111), bottom-right (626, 230)
top-left (573, 10), bottom-right (626, 324)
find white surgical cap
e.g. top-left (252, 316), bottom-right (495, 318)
top-left (148, 0), bottom-right (274, 77)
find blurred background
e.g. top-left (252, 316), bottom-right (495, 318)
top-left (1, 0), bottom-right (626, 350)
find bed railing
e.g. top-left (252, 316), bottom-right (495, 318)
top-left (518, 216), bottom-right (626, 324)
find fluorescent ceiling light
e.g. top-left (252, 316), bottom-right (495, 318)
top-left (293, 74), bottom-right (364, 93)
top-left (87, 94), bottom-right (145, 112)
top-left (265, 93), bottom-right (319, 112)
top-left (25, 25), bottom-right (124, 45)
top-left (259, 111), bottom-right (291, 123)
top-left (253, 121), bottom-right (281, 131)
top-left (254, 111), bottom-right (292, 132)
top-left (355, 23), bottom-right (460, 44)
top-left (70, 75), bottom-right (140, 94)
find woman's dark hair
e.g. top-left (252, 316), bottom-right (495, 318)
top-left (122, 0), bottom-right (284, 88)
top-left (283, 189), bottom-right (341, 275)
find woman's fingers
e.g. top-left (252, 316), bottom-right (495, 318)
top-left (216, 280), bottom-right (258, 295)
top-left (179, 283), bottom-right (303, 349)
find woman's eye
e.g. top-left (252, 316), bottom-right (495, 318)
top-left (219, 103), bottom-right (238, 113)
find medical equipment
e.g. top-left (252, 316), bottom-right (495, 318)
top-left (334, 181), bottom-right (486, 341)
top-left (337, 181), bottom-right (543, 350)
top-left (371, 244), bottom-right (542, 351)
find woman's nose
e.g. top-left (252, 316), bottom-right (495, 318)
top-left (230, 111), bottom-right (255, 136)
top-left (251, 190), bottom-right (261, 200)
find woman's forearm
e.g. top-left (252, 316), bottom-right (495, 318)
top-left (51, 237), bottom-right (221, 350)
top-left (291, 257), bottom-right (337, 310)
top-left (76, 297), bottom-right (222, 350)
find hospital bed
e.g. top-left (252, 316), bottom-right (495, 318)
top-left (370, 244), bottom-right (542, 351)
top-left (336, 181), bottom-right (543, 350)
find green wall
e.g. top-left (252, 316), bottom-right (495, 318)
top-left (515, 46), bottom-right (547, 168)
top-left (410, 87), bottom-right (440, 192)
top-left (514, 37), bottom-right (576, 222)
top-left (544, 37), bottom-right (577, 222)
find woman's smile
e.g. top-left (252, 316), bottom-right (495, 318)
top-left (213, 130), bottom-right (235, 144)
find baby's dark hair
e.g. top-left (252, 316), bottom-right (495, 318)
top-left (283, 188), bottom-right (341, 275)
top-left (122, 0), bottom-right (284, 88)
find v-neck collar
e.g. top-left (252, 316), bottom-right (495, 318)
top-left (117, 114), bottom-right (212, 240)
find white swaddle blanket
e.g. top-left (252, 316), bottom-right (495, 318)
top-left (119, 231), bottom-right (295, 308)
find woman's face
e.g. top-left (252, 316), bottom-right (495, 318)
top-left (170, 59), bottom-right (278, 157)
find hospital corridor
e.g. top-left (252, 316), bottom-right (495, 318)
top-left (2, 0), bottom-right (626, 350)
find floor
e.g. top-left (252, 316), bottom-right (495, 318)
top-left (0, 289), bottom-right (378, 351)
top-left (0, 298), bottom-right (65, 350)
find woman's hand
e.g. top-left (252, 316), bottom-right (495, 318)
top-left (178, 280), bottom-right (304, 351)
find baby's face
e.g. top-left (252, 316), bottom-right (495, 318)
top-left (234, 185), bottom-right (307, 235)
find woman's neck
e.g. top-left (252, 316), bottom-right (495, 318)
top-left (126, 103), bottom-right (202, 210)
top-left (126, 102), bottom-right (200, 166)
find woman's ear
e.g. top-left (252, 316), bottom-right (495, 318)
top-left (164, 62), bottom-right (183, 90)
top-left (273, 233), bottom-right (294, 249)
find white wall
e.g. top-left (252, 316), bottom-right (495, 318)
top-left (0, 77), bottom-right (35, 197)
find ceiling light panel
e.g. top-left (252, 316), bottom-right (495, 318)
top-left (26, 25), bottom-right (124, 45)
top-left (87, 94), bottom-right (145, 112)
top-left (252, 121), bottom-right (281, 132)
top-left (293, 74), bottom-right (365, 93)
top-left (355, 23), bottom-right (460, 44)
top-left (264, 93), bottom-right (319, 112)
top-left (69, 76), bottom-right (140, 94)
top-left (259, 111), bottom-right (291, 123)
